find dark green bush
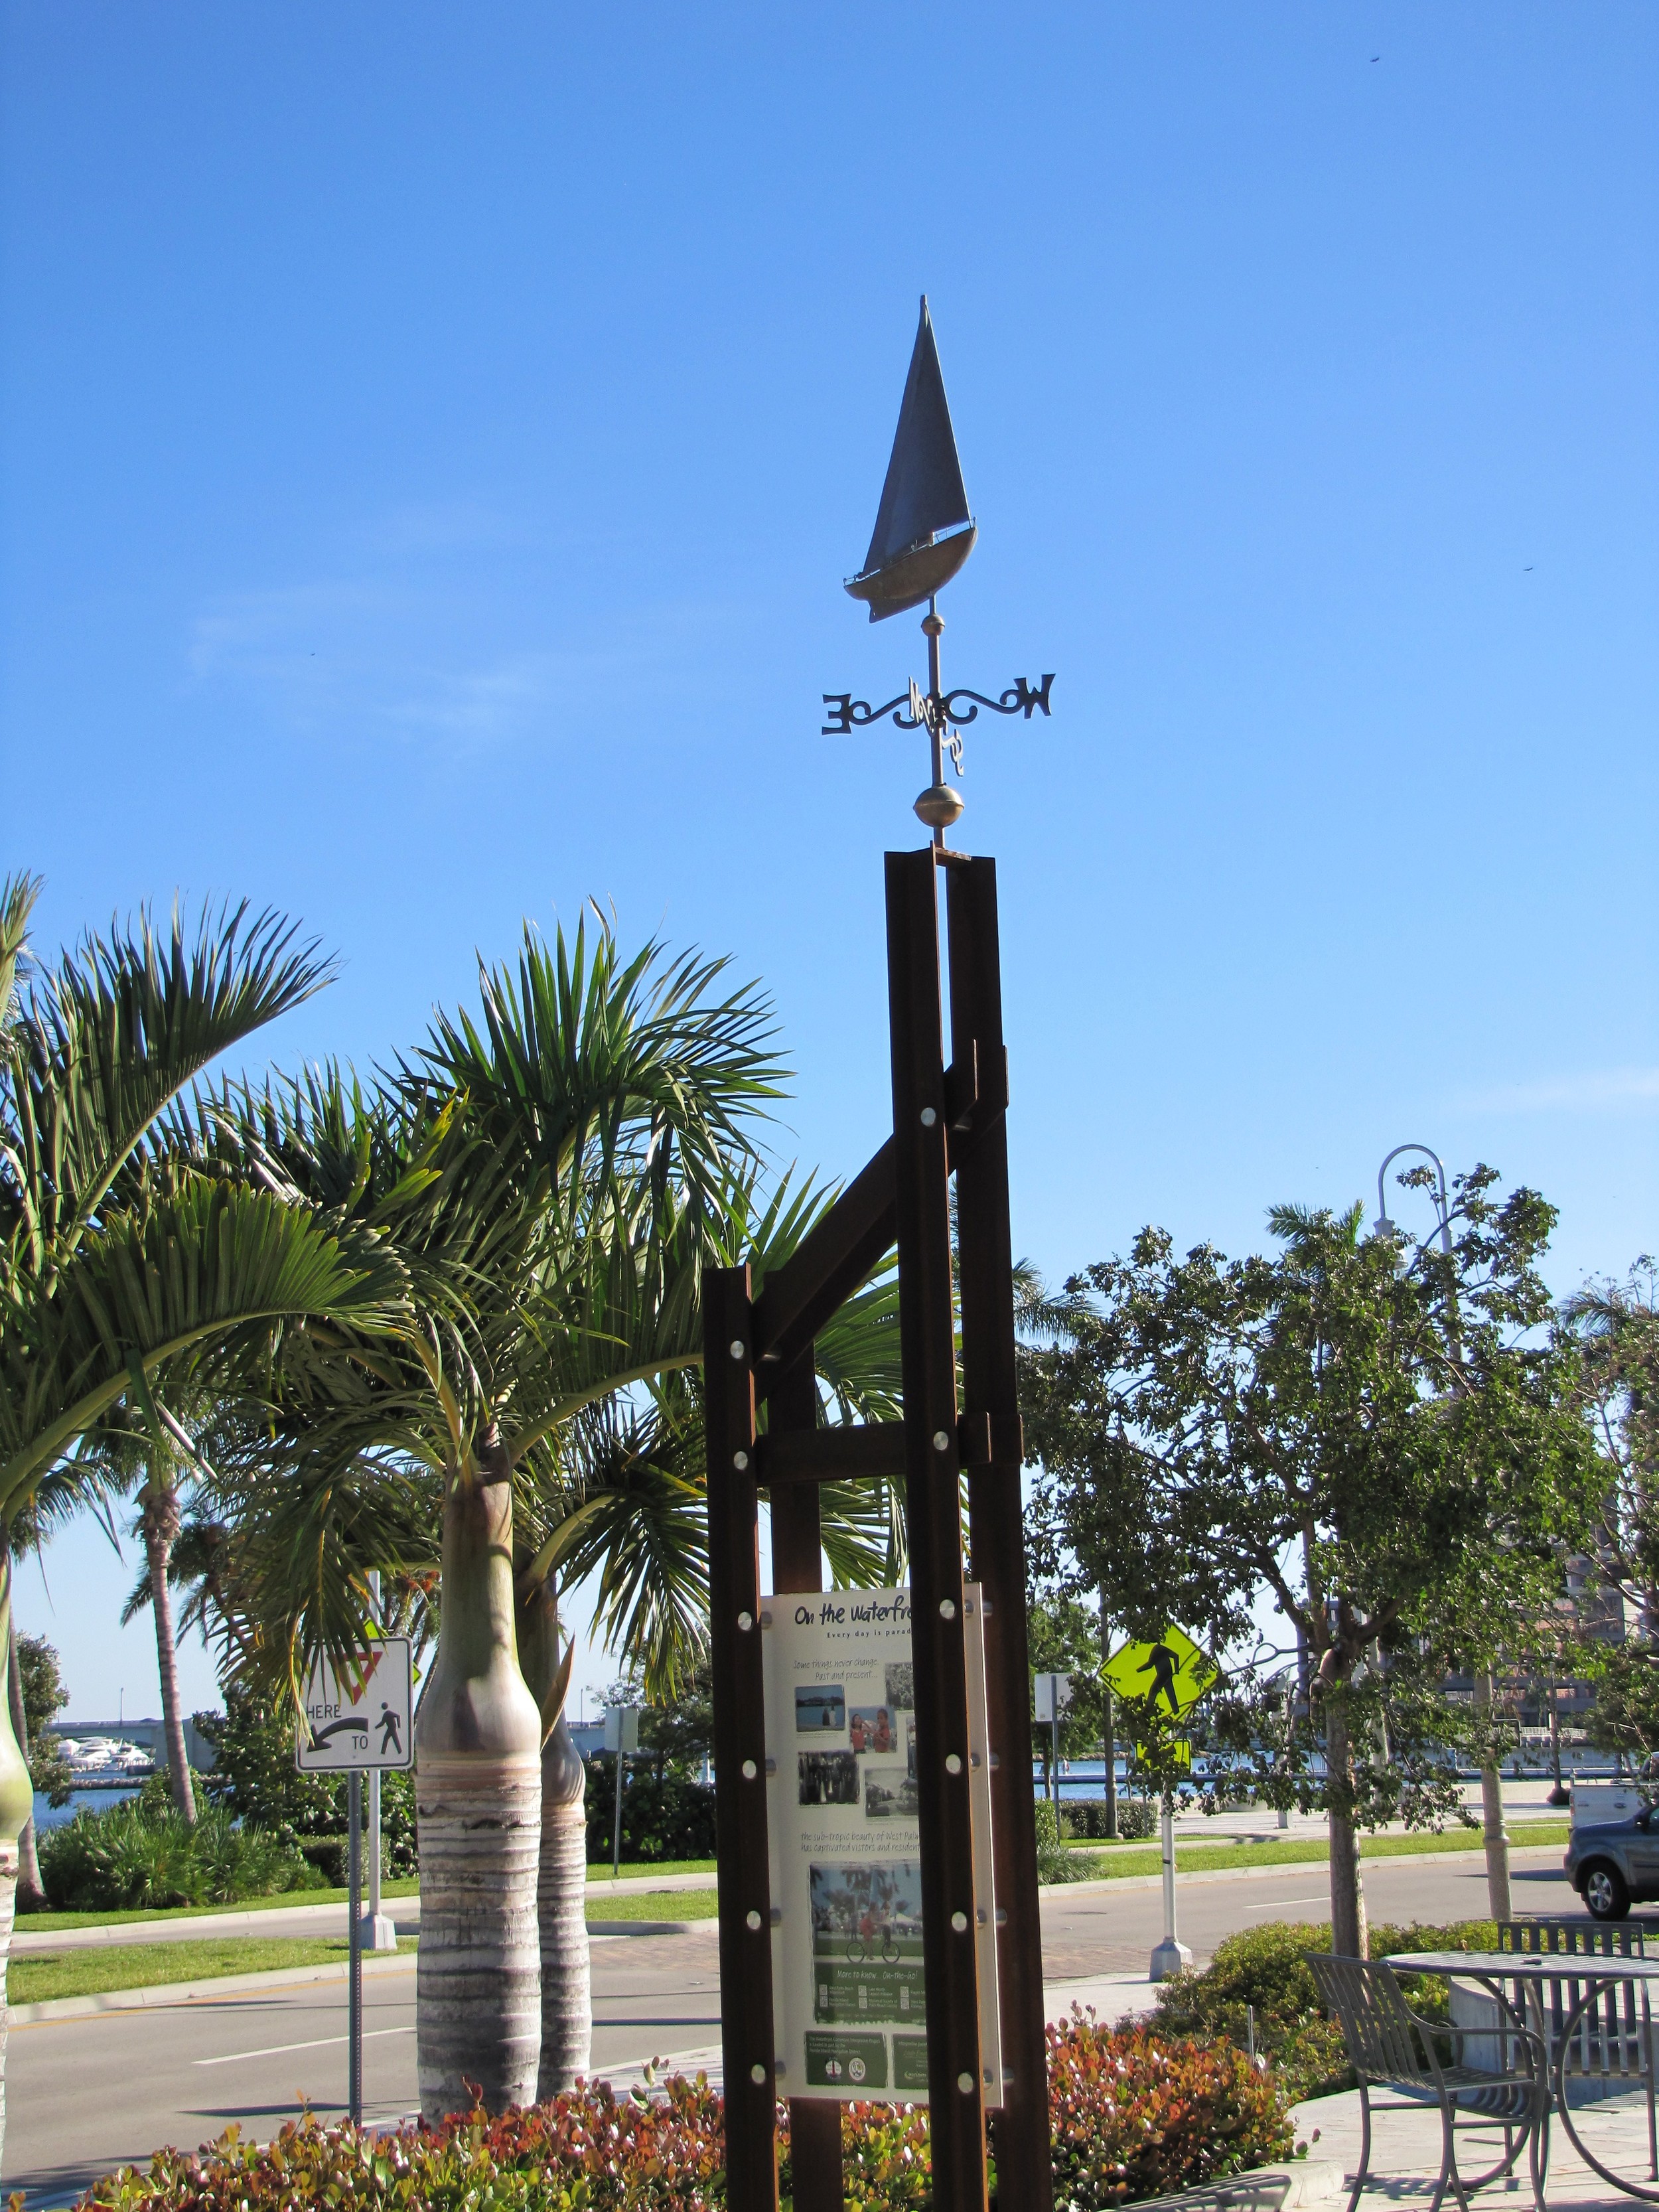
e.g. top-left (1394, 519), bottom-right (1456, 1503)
top-left (38, 1795), bottom-right (318, 1911)
top-left (1063, 1798), bottom-right (1157, 1841)
top-left (1153, 1917), bottom-right (1499, 2102)
top-left (584, 1759), bottom-right (717, 1862)
top-left (299, 1836), bottom-right (349, 1887)
top-left (1034, 1799), bottom-right (1104, 1883)
top-left (76, 2016), bottom-right (1296, 2211)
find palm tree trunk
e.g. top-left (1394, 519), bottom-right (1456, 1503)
top-left (5, 1624), bottom-right (43, 1910)
top-left (1326, 1698), bottom-right (1368, 1959)
top-left (415, 1461), bottom-right (543, 2120)
top-left (141, 1479), bottom-right (196, 1825)
top-left (0, 1556), bottom-right (39, 2175)
top-left (520, 1577), bottom-right (591, 2097)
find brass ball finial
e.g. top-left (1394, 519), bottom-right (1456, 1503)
top-left (914, 782), bottom-right (964, 830)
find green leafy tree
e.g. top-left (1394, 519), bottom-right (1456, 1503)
top-left (15, 1638), bottom-right (70, 1807)
top-left (1581, 1643), bottom-right (1659, 1767)
top-left (1025, 1171), bottom-right (1601, 1959)
top-left (195, 1687), bottom-right (340, 1842)
top-left (1025, 1591), bottom-right (1107, 1787)
top-left (1567, 1260), bottom-right (1659, 1631)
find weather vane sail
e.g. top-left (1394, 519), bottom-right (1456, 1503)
top-left (845, 298), bottom-right (977, 623)
top-left (825, 296), bottom-right (1053, 847)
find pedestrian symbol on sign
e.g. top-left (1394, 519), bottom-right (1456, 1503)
top-left (295, 1639), bottom-right (414, 1771)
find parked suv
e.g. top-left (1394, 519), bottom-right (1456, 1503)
top-left (1565, 1806), bottom-right (1659, 1919)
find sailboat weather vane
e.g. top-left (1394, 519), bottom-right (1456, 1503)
top-left (822, 295), bottom-right (1053, 847)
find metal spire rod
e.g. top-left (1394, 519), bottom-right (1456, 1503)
top-left (822, 606), bottom-right (1052, 844)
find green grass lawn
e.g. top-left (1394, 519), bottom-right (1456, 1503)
top-left (10, 1934), bottom-right (421, 2006)
top-left (17, 1876), bottom-right (422, 1935)
top-left (586, 1888), bottom-right (719, 1921)
top-left (586, 1858), bottom-right (717, 1881)
top-left (1060, 1818), bottom-right (1569, 1881)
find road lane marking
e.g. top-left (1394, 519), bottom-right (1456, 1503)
top-left (198, 2026), bottom-right (415, 2066)
top-left (1244, 1896), bottom-right (1327, 1911)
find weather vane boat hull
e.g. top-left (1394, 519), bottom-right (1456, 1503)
top-left (844, 523), bottom-right (977, 621)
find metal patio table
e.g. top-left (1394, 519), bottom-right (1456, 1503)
top-left (1388, 1951), bottom-right (1659, 2201)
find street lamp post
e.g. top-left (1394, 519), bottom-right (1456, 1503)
top-left (1374, 1143), bottom-right (1512, 1921)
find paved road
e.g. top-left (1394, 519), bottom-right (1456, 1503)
top-left (5, 1844), bottom-right (1583, 2208)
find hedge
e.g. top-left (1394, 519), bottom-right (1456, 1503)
top-left (74, 2014), bottom-right (1294, 2211)
top-left (584, 1761), bottom-right (718, 1864)
top-left (1153, 1916), bottom-right (1499, 2103)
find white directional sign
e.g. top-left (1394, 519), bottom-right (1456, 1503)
top-left (1034, 1672), bottom-right (1072, 1723)
top-left (296, 1638), bottom-right (414, 1771)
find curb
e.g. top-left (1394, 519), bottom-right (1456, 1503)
top-left (1042, 1840), bottom-right (1566, 1898)
top-left (9, 1950), bottom-right (418, 2025)
top-left (587, 1919), bottom-right (703, 1938)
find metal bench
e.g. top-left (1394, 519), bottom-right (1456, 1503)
top-left (1307, 1953), bottom-right (1547, 2212)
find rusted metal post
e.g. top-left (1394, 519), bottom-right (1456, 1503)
top-left (886, 848), bottom-right (988, 2212)
top-left (947, 854), bottom-right (1053, 2211)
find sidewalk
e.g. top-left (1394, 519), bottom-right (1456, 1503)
top-left (1289, 2083), bottom-right (1658, 2212)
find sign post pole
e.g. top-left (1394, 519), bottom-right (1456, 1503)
top-left (295, 1631), bottom-right (415, 2122)
top-left (612, 1744), bottom-right (624, 1878)
top-left (1149, 1790), bottom-right (1190, 1981)
top-left (363, 1572), bottom-right (396, 1953)
top-left (348, 1767), bottom-right (364, 2124)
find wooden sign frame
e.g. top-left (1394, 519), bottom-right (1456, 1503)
top-left (705, 846), bottom-right (1051, 2212)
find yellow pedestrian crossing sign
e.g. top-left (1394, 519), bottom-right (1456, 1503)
top-left (1103, 1627), bottom-right (1215, 1720)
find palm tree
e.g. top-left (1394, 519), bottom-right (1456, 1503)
top-left (211, 919), bottom-right (905, 2115)
top-left (190, 917), bottom-right (784, 2118)
top-left (0, 875), bottom-right (407, 2173)
top-left (72, 1395), bottom-right (233, 1824)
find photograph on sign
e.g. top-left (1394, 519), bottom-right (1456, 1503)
top-left (762, 1586), bottom-right (1001, 2104)
top-left (796, 1684), bottom-right (845, 1732)
top-left (296, 1638), bottom-right (414, 1771)
top-left (799, 1751), bottom-right (860, 1805)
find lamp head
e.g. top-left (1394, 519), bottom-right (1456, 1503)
top-left (1373, 1217), bottom-right (1411, 1274)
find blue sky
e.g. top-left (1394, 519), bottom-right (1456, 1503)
top-left (5, 5), bottom-right (1654, 1722)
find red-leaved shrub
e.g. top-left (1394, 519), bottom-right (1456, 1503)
top-left (70, 2014), bottom-right (1293, 2212)
top-left (1042, 2010), bottom-right (1295, 2207)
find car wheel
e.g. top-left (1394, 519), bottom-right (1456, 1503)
top-left (1583, 1862), bottom-right (1631, 1921)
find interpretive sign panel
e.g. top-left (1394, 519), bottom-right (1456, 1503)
top-left (762, 1587), bottom-right (1001, 2104)
top-left (296, 1638), bottom-right (414, 1771)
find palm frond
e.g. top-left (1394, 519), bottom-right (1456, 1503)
top-left (3, 901), bottom-right (333, 1281)
top-left (0, 1177), bottom-right (409, 1516)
